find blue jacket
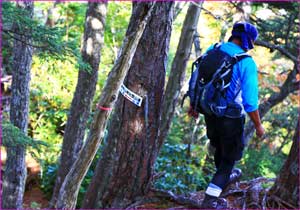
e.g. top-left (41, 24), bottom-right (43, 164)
top-left (207, 42), bottom-right (259, 113)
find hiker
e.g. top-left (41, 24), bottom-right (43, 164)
top-left (187, 22), bottom-right (265, 208)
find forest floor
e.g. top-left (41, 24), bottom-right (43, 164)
top-left (1, 148), bottom-right (274, 209)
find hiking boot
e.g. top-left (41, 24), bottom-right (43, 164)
top-left (227, 168), bottom-right (242, 186)
top-left (201, 194), bottom-right (228, 209)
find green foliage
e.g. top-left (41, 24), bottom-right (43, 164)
top-left (154, 142), bottom-right (212, 194)
top-left (253, 2), bottom-right (299, 55)
top-left (29, 65), bottom-right (74, 164)
top-left (30, 201), bottom-right (42, 209)
top-left (154, 110), bottom-right (212, 194)
top-left (2, 120), bottom-right (48, 165)
top-left (2, 120), bottom-right (48, 149)
top-left (2, 2), bottom-right (90, 71)
top-left (237, 145), bottom-right (285, 179)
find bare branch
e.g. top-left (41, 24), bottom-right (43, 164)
top-left (255, 40), bottom-right (297, 63)
top-left (173, 2), bottom-right (188, 20)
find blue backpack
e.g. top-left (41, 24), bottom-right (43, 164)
top-left (183, 43), bottom-right (250, 117)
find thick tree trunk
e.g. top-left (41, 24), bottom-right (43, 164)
top-left (54, 3), bottom-right (155, 208)
top-left (50, 2), bottom-right (107, 206)
top-left (158, 1), bottom-right (202, 150)
top-left (267, 120), bottom-right (299, 208)
top-left (82, 2), bottom-right (174, 208)
top-left (2, 1), bottom-right (34, 209)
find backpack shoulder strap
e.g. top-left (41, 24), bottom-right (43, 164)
top-left (228, 53), bottom-right (251, 66)
top-left (230, 53), bottom-right (251, 100)
top-left (214, 42), bottom-right (222, 49)
top-left (232, 53), bottom-right (251, 63)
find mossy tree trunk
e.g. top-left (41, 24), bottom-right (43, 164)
top-left (50, 2), bottom-right (107, 206)
top-left (2, 1), bottom-right (34, 209)
top-left (82, 2), bottom-right (174, 208)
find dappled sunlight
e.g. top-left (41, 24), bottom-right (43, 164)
top-left (91, 17), bottom-right (103, 30)
top-left (86, 37), bottom-right (93, 55)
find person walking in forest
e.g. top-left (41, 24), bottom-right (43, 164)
top-left (187, 22), bottom-right (265, 208)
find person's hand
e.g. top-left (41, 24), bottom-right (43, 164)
top-left (188, 106), bottom-right (199, 119)
top-left (255, 124), bottom-right (265, 138)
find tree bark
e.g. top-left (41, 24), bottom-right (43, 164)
top-left (50, 2), bottom-right (107, 206)
top-left (193, 30), bottom-right (201, 57)
top-left (267, 120), bottom-right (299, 208)
top-left (158, 1), bottom-right (202, 150)
top-left (2, 1), bottom-right (34, 209)
top-left (82, 2), bottom-right (174, 208)
top-left (54, 2), bottom-right (155, 208)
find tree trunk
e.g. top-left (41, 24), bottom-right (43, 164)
top-left (50, 2), bottom-right (107, 206)
top-left (158, 1), bottom-right (202, 150)
top-left (173, 2), bottom-right (187, 20)
top-left (2, 1), bottom-right (34, 209)
top-left (82, 2), bottom-right (174, 208)
top-left (54, 3), bottom-right (155, 208)
top-left (193, 31), bottom-right (201, 57)
top-left (267, 120), bottom-right (299, 208)
top-left (45, 1), bottom-right (59, 27)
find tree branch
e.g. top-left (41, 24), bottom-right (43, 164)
top-left (3, 30), bottom-right (48, 49)
top-left (199, 6), bottom-right (225, 21)
top-left (255, 40), bottom-right (297, 63)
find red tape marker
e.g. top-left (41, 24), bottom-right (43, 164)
top-left (96, 104), bottom-right (112, 111)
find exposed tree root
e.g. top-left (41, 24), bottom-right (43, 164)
top-left (150, 189), bottom-right (203, 208)
top-left (125, 177), bottom-right (297, 209)
top-left (266, 194), bottom-right (297, 209)
top-left (125, 189), bottom-right (203, 209)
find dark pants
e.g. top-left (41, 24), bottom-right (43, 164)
top-left (205, 115), bottom-right (245, 189)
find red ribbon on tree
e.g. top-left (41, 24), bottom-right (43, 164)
top-left (96, 104), bottom-right (112, 111)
